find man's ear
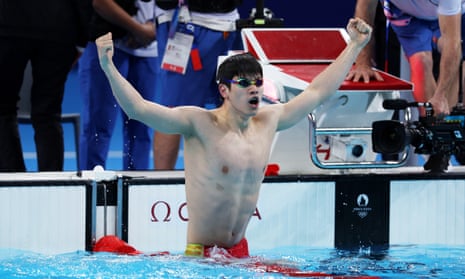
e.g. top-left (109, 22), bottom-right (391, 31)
top-left (219, 84), bottom-right (229, 99)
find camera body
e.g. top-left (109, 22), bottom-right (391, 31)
top-left (372, 100), bottom-right (465, 165)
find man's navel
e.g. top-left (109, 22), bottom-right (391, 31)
top-left (216, 183), bottom-right (224, 191)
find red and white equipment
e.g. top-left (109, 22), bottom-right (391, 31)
top-left (240, 28), bottom-right (413, 173)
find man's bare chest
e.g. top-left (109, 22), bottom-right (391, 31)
top-left (207, 132), bottom-right (271, 179)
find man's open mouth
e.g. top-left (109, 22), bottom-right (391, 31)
top-left (249, 96), bottom-right (259, 105)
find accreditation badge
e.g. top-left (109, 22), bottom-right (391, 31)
top-left (161, 5), bottom-right (193, 74)
top-left (161, 31), bottom-right (194, 74)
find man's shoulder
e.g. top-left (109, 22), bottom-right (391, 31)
top-left (179, 106), bottom-right (215, 125)
top-left (257, 103), bottom-right (284, 117)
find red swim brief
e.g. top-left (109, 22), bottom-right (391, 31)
top-left (184, 238), bottom-right (249, 258)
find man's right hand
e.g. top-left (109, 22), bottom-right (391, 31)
top-left (95, 32), bottom-right (114, 71)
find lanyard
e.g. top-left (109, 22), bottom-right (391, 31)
top-left (166, 1), bottom-right (203, 71)
top-left (168, 0), bottom-right (186, 38)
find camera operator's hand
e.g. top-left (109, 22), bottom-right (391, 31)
top-left (428, 94), bottom-right (450, 117)
top-left (346, 62), bottom-right (384, 83)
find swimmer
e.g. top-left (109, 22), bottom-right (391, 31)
top-left (96, 17), bottom-right (372, 257)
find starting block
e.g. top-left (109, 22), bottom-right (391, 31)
top-left (241, 28), bottom-right (413, 173)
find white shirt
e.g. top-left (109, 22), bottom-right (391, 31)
top-left (388, 0), bottom-right (464, 20)
top-left (155, 5), bottom-right (239, 32)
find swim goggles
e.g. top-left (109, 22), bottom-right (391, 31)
top-left (223, 78), bottom-right (264, 88)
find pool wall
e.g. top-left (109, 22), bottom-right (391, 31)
top-left (123, 171), bottom-right (465, 253)
top-left (0, 169), bottom-right (464, 255)
top-left (0, 176), bottom-right (96, 254)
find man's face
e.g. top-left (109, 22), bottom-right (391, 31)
top-left (225, 75), bottom-right (264, 116)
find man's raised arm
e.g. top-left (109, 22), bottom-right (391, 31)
top-left (96, 32), bottom-right (149, 120)
top-left (277, 18), bottom-right (373, 130)
top-left (96, 32), bottom-right (192, 134)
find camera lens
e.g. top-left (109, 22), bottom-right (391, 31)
top-left (372, 120), bottom-right (407, 154)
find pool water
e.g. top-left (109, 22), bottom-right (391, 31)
top-left (0, 245), bottom-right (464, 278)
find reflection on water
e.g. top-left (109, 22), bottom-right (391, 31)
top-left (0, 245), bottom-right (464, 278)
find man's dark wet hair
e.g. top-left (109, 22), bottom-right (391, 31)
top-left (216, 53), bottom-right (263, 89)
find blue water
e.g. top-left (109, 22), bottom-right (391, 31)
top-left (1, 245), bottom-right (464, 278)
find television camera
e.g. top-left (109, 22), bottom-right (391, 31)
top-left (372, 99), bottom-right (465, 172)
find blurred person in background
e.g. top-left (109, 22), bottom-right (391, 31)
top-left (79, 0), bottom-right (158, 171)
top-left (0, 0), bottom-right (90, 172)
top-left (346, 0), bottom-right (464, 171)
top-left (152, 0), bottom-right (243, 170)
